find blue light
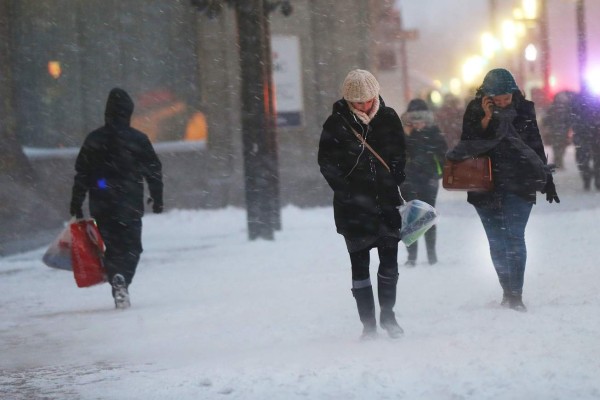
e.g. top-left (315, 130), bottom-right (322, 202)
top-left (97, 178), bottom-right (108, 189)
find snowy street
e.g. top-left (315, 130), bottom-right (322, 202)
top-left (1, 146), bottom-right (600, 400)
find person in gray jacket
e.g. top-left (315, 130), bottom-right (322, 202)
top-left (400, 99), bottom-right (448, 266)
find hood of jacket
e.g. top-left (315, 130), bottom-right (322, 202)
top-left (400, 109), bottom-right (435, 128)
top-left (104, 87), bottom-right (134, 127)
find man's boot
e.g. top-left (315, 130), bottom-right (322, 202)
top-left (351, 286), bottom-right (377, 340)
top-left (377, 273), bottom-right (404, 338)
top-left (583, 170), bottom-right (592, 191)
top-left (112, 274), bottom-right (131, 309)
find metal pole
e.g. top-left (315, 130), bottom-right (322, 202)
top-left (489, 0), bottom-right (498, 36)
top-left (397, 8), bottom-right (411, 103)
top-left (576, 0), bottom-right (587, 93)
top-left (538, 0), bottom-right (551, 101)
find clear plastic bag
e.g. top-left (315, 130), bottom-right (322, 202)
top-left (42, 224), bottom-right (72, 271)
top-left (399, 200), bottom-right (439, 247)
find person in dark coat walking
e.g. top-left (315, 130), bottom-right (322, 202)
top-left (318, 69), bottom-right (406, 339)
top-left (400, 99), bottom-right (448, 266)
top-left (70, 87), bottom-right (163, 309)
top-left (460, 69), bottom-right (559, 312)
top-left (436, 93), bottom-right (464, 149)
top-left (541, 91), bottom-right (573, 170)
top-left (571, 92), bottom-right (600, 190)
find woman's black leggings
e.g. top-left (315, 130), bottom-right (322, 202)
top-left (349, 236), bottom-right (399, 282)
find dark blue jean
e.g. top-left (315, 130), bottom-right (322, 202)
top-left (475, 192), bottom-right (533, 295)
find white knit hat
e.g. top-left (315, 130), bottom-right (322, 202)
top-left (342, 69), bottom-right (380, 102)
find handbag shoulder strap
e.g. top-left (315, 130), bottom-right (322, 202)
top-left (338, 114), bottom-right (391, 172)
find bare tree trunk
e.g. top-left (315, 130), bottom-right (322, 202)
top-left (0, 0), bottom-right (35, 182)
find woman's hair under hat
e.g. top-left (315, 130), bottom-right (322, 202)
top-left (342, 69), bottom-right (380, 103)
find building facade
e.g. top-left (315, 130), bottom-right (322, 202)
top-left (5, 0), bottom-right (402, 212)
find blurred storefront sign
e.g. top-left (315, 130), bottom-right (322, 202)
top-left (131, 89), bottom-right (207, 143)
top-left (272, 35), bottom-right (303, 128)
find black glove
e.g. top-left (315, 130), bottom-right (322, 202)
top-left (147, 197), bottom-right (163, 214)
top-left (69, 202), bottom-right (83, 219)
top-left (541, 180), bottom-right (560, 204)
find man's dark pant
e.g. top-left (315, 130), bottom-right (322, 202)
top-left (97, 218), bottom-right (143, 286)
top-left (574, 136), bottom-right (600, 189)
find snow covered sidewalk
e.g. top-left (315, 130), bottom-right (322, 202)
top-left (1, 148), bottom-right (600, 399)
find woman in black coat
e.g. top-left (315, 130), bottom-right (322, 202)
top-left (318, 69), bottom-right (406, 339)
top-left (461, 68), bottom-right (559, 312)
top-left (400, 99), bottom-right (448, 266)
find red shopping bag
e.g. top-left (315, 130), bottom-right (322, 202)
top-left (70, 219), bottom-right (107, 288)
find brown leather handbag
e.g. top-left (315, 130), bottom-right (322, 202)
top-left (442, 156), bottom-right (493, 192)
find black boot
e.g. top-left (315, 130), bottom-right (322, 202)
top-left (405, 242), bottom-right (417, 267)
top-left (498, 279), bottom-right (510, 307)
top-left (583, 171), bottom-right (592, 191)
top-left (500, 291), bottom-right (510, 307)
top-left (425, 225), bottom-right (437, 265)
top-left (377, 273), bottom-right (404, 338)
top-left (508, 293), bottom-right (527, 312)
top-left (500, 290), bottom-right (527, 312)
top-left (351, 286), bottom-right (377, 340)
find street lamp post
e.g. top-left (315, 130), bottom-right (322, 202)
top-left (575, 0), bottom-right (587, 94)
top-left (507, 1), bottom-right (549, 101)
top-left (538, 0), bottom-right (551, 101)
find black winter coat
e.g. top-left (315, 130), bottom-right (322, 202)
top-left (71, 88), bottom-right (163, 222)
top-left (572, 93), bottom-right (600, 146)
top-left (404, 125), bottom-right (448, 185)
top-left (461, 91), bottom-right (548, 207)
top-left (318, 98), bottom-right (406, 238)
top-left (401, 125), bottom-right (447, 205)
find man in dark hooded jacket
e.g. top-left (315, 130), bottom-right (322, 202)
top-left (70, 88), bottom-right (163, 309)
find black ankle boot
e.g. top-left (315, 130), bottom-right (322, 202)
top-left (500, 292), bottom-right (510, 307)
top-left (501, 291), bottom-right (527, 312)
top-left (508, 293), bottom-right (527, 312)
top-left (406, 242), bottom-right (418, 266)
top-left (351, 286), bottom-right (377, 340)
top-left (425, 225), bottom-right (437, 265)
top-left (427, 252), bottom-right (438, 265)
